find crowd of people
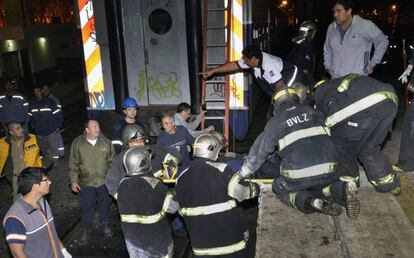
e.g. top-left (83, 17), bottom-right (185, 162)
top-left (1, 0), bottom-right (414, 257)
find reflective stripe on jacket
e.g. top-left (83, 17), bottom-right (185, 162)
top-left (241, 101), bottom-right (338, 180)
top-left (175, 159), bottom-right (248, 256)
top-left (120, 192), bottom-right (174, 224)
top-left (314, 74), bottom-right (398, 129)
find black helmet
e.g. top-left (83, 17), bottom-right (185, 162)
top-left (290, 82), bottom-right (308, 104)
top-left (292, 20), bottom-right (317, 44)
top-left (123, 146), bottom-right (152, 176)
top-left (273, 88), bottom-right (300, 107)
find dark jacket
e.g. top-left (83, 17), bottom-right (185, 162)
top-left (313, 74), bottom-right (398, 129)
top-left (0, 92), bottom-right (30, 128)
top-left (117, 175), bottom-right (173, 256)
top-left (240, 100), bottom-right (338, 182)
top-left (175, 158), bottom-right (250, 256)
top-left (29, 97), bottom-right (63, 136)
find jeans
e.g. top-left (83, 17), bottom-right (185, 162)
top-left (80, 185), bottom-right (112, 230)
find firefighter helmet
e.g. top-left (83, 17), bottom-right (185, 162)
top-left (292, 20), bottom-right (317, 44)
top-left (290, 82), bottom-right (308, 104)
top-left (122, 124), bottom-right (147, 145)
top-left (209, 131), bottom-right (225, 146)
top-left (193, 133), bottom-right (223, 161)
top-left (313, 79), bottom-right (327, 91)
top-left (273, 88), bottom-right (300, 107)
top-left (123, 146), bottom-right (152, 176)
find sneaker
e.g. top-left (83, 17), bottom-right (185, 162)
top-left (311, 198), bottom-right (342, 216)
top-left (344, 181), bottom-right (360, 219)
top-left (102, 223), bottom-right (113, 238)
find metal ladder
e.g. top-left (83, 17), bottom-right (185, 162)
top-left (201, 0), bottom-right (232, 150)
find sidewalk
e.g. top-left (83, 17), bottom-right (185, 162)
top-left (255, 117), bottom-right (414, 258)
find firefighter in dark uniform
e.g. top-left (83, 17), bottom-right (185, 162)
top-left (105, 124), bottom-right (180, 199)
top-left (288, 20), bottom-right (317, 82)
top-left (228, 88), bottom-right (360, 218)
top-left (118, 146), bottom-right (177, 258)
top-left (201, 44), bottom-right (308, 97)
top-left (394, 56), bottom-right (414, 172)
top-left (175, 133), bottom-right (260, 257)
top-left (313, 74), bottom-right (401, 194)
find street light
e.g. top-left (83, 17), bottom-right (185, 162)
top-left (391, 4), bottom-right (397, 12)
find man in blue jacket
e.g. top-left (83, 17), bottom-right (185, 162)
top-left (0, 79), bottom-right (30, 133)
top-left (112, 97), bottom-right (148, 154)
top-left (29, 87), bottom-right (64, 163)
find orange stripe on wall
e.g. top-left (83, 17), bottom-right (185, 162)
top-left (81, 17), bottom-right (95, 45)
top-left (77, 0), bottom-right (90, 13)
top-left (85, 47), bottom-right (101, 75)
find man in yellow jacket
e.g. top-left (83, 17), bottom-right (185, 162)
top-left (0, 122), bottom-right (44, 199)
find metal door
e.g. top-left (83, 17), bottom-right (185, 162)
top-left (140, 0), bottom-right (190, 105)
top-left (122, 0), bottom-right (191, 106)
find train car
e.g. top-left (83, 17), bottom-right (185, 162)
top-left (75, 0), bottom-right (324, 143)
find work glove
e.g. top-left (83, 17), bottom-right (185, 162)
top-left (228, 172), bottom-right (261, 202)
top-left (61, 248), bottom-right (72, 258)
top-left (398, 64), bottom-right (413, 84)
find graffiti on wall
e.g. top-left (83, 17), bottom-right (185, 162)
top-left (135, 70), bottom-right (147, 102)
top-left (135, 70), bottom-right (182, 102)
top-left (210, 84), bottom-right (225, 99)
top-left (230, 78), bottom-right (241, 102)
top-left (84, 0), bottom-right (96, 44)
top-left (88, 91), bottom-right (105, 108)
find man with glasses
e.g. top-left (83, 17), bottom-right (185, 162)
top-left (3, 167), bottom-right (72, 258)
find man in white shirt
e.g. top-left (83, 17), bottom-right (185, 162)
top-left (201, 44), bottom-right (307, 98)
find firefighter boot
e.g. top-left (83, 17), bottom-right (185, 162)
top-left (344, 181), bottom-right (360, 219)
top-left (310, 198), bottom-right (342, 216)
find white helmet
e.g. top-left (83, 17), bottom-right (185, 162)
top-left (123, 146), bottom-right (152, 176)
top-left (122, 124), bottom-right (147, 146)
top-left (193, 133), bottom-right (223, 161)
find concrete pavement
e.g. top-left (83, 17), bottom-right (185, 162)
top-left (255, 118), bottom-right (414, 258)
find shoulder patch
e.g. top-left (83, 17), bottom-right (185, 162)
top-left (206, 161), bottom-right (228, 172)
